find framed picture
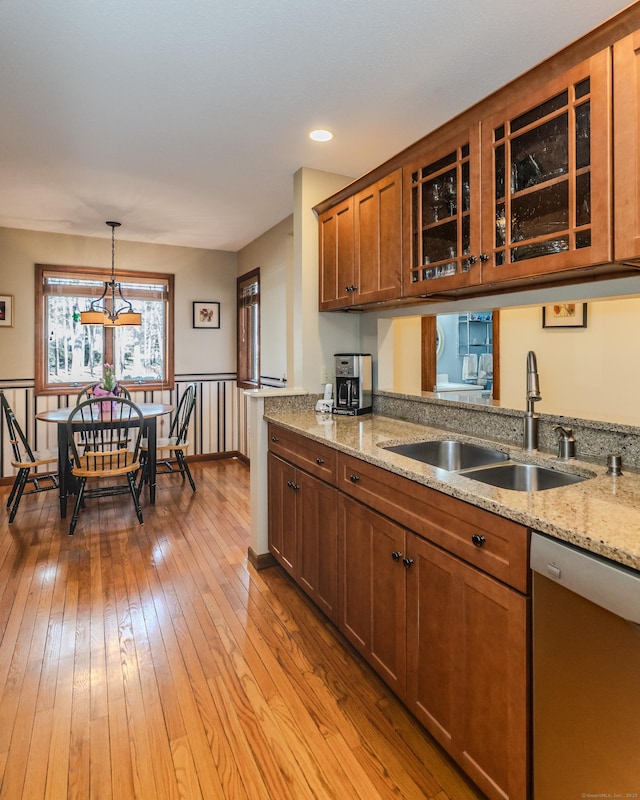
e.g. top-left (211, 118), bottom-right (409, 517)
top-left (193, 301), bottom-right (220, 329)
top-left (0, 295), bottom-right (14, 327)
top-left (542, 302), bottom-right (587, 329)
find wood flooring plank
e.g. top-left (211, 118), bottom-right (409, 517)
top-left (19, 707), bottom-right (54, 800)
top-left (0, 461), bottom-right (485, 800)
top-left (44, 655), bottom-right (74, 800)
top-left (169, 735), bottom-right (204, 800)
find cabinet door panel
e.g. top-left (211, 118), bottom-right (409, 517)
top-left (614, 29), bottom-right (640, 261)
top-left (481, 49), bottom-right (612, 284)
top-left (455, 563), bottom-right (529, 800)
top-left (403, 127), bottom-right (482, 296)
top-left (338, 494), bottom-right (406, 698)
top-left (267, 454), bottom-right (297, 576)
top-left (406, 534), bottom-right (457, 752)
top-left (318, 199), bottom-right (354, 309)
top-left (297, 470), bottom-right (339, 622)
top-left (355, 169), bottom-right (403, 303)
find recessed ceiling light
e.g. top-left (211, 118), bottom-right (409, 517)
top-left (309, 129), bottom-right (334, 142)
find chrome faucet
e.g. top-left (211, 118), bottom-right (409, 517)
top-left (553, 425), bottom-right (576, 460)
top-left (524, 350), bottom-right (541, 450)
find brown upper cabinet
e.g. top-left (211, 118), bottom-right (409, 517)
top-left (403, 125), bottom-right (482, 297)
top-left (614, 29), bottom-right (640, 261)
top-left (479, 50), bottom-right (612, 286)
top-left (403, 50), bottom-right (612, 297)
top-left (316, 4), bottom-right (640, 311)
top-left (318, 197), bottom-right (355, 309)
top-left (319, 169), bottom-right (403, 310)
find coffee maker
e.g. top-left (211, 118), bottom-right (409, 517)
top-left (332, 354), bottom-right (372, 416)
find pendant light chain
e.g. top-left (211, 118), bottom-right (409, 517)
top-left (80, 221), bottom-right (142, 326)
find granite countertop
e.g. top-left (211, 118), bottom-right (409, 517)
top-left (264, 410), bottom-right (640, 572)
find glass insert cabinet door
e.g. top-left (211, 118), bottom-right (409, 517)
top-left (403, 127), bottom-right (482, 296)
top-left (481, 50), bottom-right (612, 281)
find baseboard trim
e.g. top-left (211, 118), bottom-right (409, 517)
top-left (248, 547), bottom-right (278, 570)
top-left (188, 451), bottom-right (249, 467)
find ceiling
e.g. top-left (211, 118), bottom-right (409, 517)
top-left (0, 0), bottom-right (632, 252)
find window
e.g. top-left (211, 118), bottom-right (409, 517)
top-left (237, 268), bottom-right (260, 388)
top-left (35, 264), bottom-right (174, 395)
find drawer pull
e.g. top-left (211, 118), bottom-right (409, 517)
top-left (271, 435), bottom-right (279, 442)
top-left (316, 457), bottom-right (325, 465)
top-left (349, 474), bottom-right (360, 483)
top-left (402, 557), bottom-right (414, 568)
top-left (391, 551), bottom-right (403, 561)
top-left (472, 534), bottom-right (486, 548)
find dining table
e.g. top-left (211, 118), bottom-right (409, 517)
top-left (36, 402), bottom-right (173, 518)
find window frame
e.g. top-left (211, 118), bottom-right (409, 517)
top-left (35, 263), bottom-right (175, 396)
top-left (236, 268), bottom-right (260, 390)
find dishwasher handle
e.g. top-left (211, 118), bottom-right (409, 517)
top-left (531, 532), bottom-right (640, 625)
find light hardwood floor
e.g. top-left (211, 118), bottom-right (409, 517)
top-left (0, 459), bottom-right (484, 799)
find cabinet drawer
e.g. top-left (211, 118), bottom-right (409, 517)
top-left (338, 453), bottom-right (529, 593)
top-left (268, 424), bottom-right (337, 484)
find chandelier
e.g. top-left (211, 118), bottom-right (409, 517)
top-left (80, 221), bottom-right (142, 326)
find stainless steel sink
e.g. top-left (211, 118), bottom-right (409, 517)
top-left (383, 439), bottom-right (509, 471)
top-left (467, 462), bottom-right (588, 492)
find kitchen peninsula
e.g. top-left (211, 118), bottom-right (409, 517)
top-left (264, 394), bottom-right (640, 570)
top-left (258, 388), bottom-right (640, 800)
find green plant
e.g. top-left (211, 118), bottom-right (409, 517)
top-left (102, 363), bottom-right (117, 392)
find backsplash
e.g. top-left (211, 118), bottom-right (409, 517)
top-left (264, 390), bottom-right (640, 471)
top-left (374, 391), bottom-right (640, 471)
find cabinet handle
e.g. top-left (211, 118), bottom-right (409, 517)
top-left (479, 253), bottom-right (489, 262)
top-left (471, 534), bottom-right (486, 548)
top-left (287, 480), bottom-right (293, 488)
top-left (316, 457), bottom-right (325, 465)
top-left (391, 551), bottom-right (403, 561)
top-left (349, 474), bottom-right (360, 483)
top-left (468, 255), bottom-right (478, 265)
top-left (271, 435), bottom-right (279, 442)
top-left (350, 284), bottom-right (358, 292)
top-left (402, 557), bottom-right (414, 568)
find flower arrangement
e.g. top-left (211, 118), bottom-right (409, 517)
top-left (101, 363), bottom-right (117, 393)
top-left (92, 363), bottom-right (119, 414)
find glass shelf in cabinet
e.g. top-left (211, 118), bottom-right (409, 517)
top-left (422, 215), bottom-right (459, 231)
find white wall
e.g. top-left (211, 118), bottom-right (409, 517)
top-left (293, 167), bottom-right (361, 392)
top-left (499, 297), bottom-right (640, 424)
top-left (370, 290), bottom-right (640, 425)
top-left (391, 316), bottom-right (422, 394)
top-left (0, 226), bottom-right (244, 462)
top-left (238, 215), bottom-right (292, 386)
top-left (0, 226), bottom-right (238, 380)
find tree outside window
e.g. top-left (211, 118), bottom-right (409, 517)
top-left (35, 265), bottom-right (174, 395)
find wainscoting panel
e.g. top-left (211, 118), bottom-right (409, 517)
top-left (0, 374), bottom-right (248, 480)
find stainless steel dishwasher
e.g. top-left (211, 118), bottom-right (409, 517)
top-left (531, 532), bottom-right (640, 799)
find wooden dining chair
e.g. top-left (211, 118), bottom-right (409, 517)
top-left (138, 383), bottom-right (197, 493)
top-left (66, 397), bottom-right (144, 535)
top-left (1, 391), bottom-right (58, 522)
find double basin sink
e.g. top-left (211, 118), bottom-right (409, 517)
top-left (383, 439), bottom-right (589, 492)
